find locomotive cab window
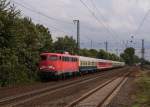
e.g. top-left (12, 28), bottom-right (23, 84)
top-left (48, 55), bottom-right (58, 61)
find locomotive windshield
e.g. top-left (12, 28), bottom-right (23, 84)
top-left (48, 55), bottom-right (58, 61)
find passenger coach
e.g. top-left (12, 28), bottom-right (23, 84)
top-left (79, 56), bottom-right (97, 73)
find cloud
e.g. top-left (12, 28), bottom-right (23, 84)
top-left (12, 0), bottom-right (150, 60)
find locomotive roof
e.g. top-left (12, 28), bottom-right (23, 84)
top-left (40, 52), bottom-right (78, 57)
top-left (40, 52), bottom-right (124, 63)
top-left (79, 56), bottom-right (97, 61)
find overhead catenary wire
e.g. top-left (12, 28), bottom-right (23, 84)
top-left (11, 0), bottom-right (73, 36)
top-left (134, 9), bottom-right (150, 36)
top-left (33, 18), bottom-right (72, 35)
top-left (90, 0), bottom-right (121, 40)
top-left (79, 0), bottom-right (119, 40)
top-left (13, 0), bottom-right (122, 50)
top-left (133, 8), bottom-right (150, 61)
top-left (79, 0), bottom-right (123, 50)
top-left (11, 0), bottom-right (72, 25)
top-left (11, 0), bottom-right (94, 48)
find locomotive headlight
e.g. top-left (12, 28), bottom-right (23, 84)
top-left (40, 66), bottom-right (46, 69)
top-left (48, 66), bottom-right (55, 69)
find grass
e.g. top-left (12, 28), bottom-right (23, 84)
top-left (132, 70), bottom-right (150, 107)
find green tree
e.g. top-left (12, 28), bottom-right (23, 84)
top-left (120, 47), bottom-right (139, 65)
top-left (36, 24), bottom-right (53, 52)
top-left (53, 36), bottom-right (77, 54)
top-left (79, 48), bottom-right (91, 57)
top-left (97, 49), bottom-right (121, 61)
top-left (88, 49), bottom-right (98, 58)
top-left (108, 53), bottom-right (120, 61)
top-left (0, 0), bottom-right (53, 86)
top-left (97, 49), bottom-right (108, 59)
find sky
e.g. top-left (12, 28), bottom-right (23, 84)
top-left (11, 0), bottom-right (150, 60)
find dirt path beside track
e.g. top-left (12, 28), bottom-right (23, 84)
top-left (107, 66), bottom-right (141, 107)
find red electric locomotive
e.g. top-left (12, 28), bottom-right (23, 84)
top-left (39, 52), bottom-right (79, 79)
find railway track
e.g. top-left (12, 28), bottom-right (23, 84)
top-left (66, 71), bottom-right (130, 107)
top-left (0, 67), bottom-right (128, 107)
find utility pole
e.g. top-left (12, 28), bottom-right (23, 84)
top-left (104, 41), bottom-right (108, 52)
top-left (141, 39), bottom-right (145, 67)
top-left (115, 48), bottom-right (119, 56)
top-left (73, 20), bottom-right (80, 54)
top-left (91, 40), bottom-right (93, 49)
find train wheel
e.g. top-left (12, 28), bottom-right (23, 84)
top-left (53, 75), bottom-right (59, 81)
top-left (62, 73), bottom-right (66, 80)
top-left (68, 72), bottom-right (72, 79)
top-left (72, 72), bottom-right (75, 78)
top-left (59, 74), bottom-right (63, 80)
top-left (78, 72), bottom-right (82, 76)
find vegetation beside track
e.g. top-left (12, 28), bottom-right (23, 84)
top-left (0, 0), bottom-right (122, 87)
top-left (132, 69), bottom-right (150, 107)
top-left (0, 0), bottom-right (145, 87)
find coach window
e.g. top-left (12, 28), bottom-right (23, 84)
top-left (82, 61), bottom-right (84, 66)
top-left (85, 62), bottom-right (87, 66)
top-left (59, 56), bottom-right (62, 60)
top-left (67, 57), bottom-right (70, 61)
top-left (83, 61), bottom-right (86, 66)
top-left (65, 57), bottom-right (67, 61)
top-left (92, 62), bottom-right (95, 66)
top-left (65, 57), bottom-right (68, 61)
top-left (65, 57), bottom-right (67, 62)
top-left (62, 57), bottom-right (65, 61)
top-left (68, 57), bottom-right (70, 61)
